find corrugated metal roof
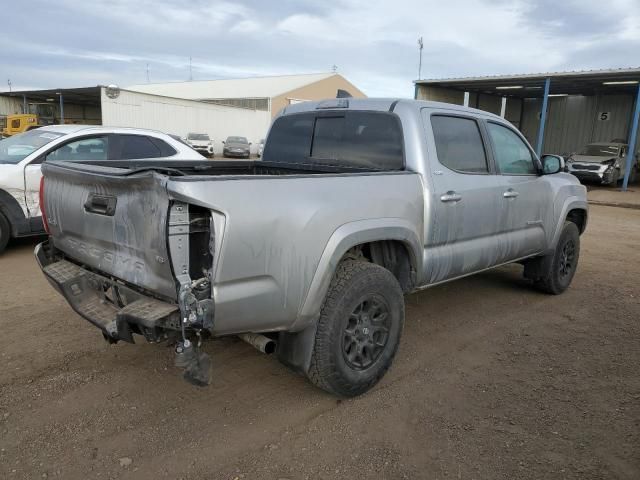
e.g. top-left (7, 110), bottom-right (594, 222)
top-left (414, 67), bottom-right (640, 84)
top-left (414, 67), bottom-right (640, 83)
top-left (128, 72), bottom-right (337, 100)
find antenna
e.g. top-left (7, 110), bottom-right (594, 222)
top-left (331, 64), bottom-right (338, 73)
top-left (7, 79), bottom-right (12, 93)
top-left (189, 57), bottom-right (193, 81)
top-left (146, 63), bottom-right (150, 83)
top-left (417, 37), bottom-right (424, 80)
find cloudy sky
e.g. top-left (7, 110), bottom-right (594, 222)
top-left (1, 0), bottom-right (639, 97)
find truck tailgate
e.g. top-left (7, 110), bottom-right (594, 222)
top-left (42, 162), bottom-right (177, 301)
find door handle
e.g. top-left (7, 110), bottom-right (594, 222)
top-left (84, 193), bottom-right (117, 216)
top-left (440, 191), bottom-right (462, 203)
top-left (503, 189), bottom-right (519, 199)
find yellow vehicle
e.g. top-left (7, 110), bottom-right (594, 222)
top-left (1, 114), bottom-right (41, 137)
top-left (1, 103), bottom-right (57, 137)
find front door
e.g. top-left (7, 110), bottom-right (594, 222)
top-left (485, 121), bottom-right (550, 259)
top-left (422, 111), bottom-right (507, 284)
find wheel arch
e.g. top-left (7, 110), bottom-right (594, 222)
top-left (549, 198), bottom-right (588, 251)
top-left (0, 188), bottom-right (30, 237)
top-left (293, 218), bottom-right (422, 332)
top-left (278, 219), bottom-right (420, 376)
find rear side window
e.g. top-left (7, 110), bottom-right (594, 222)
top-left (118, 135), bottom-right (162, 160)
top-left (262, 111), bottom-right (404, 170)
top-left (431, 115), bottom-right (488, 173)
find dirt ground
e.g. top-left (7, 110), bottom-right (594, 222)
top-left (1, 204), bottom-right (639, 480)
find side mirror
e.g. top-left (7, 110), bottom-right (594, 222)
top-left (541, 154), bottom-right (564, 175)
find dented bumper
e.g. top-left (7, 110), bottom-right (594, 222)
top-left (35, 241), bottom-right (181, 343)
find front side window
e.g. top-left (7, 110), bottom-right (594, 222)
top-left (487, 123), bottom-right (537, 175)
top-left (0, 129), bottom-right (64, 164)
top-left (47, 136), bottom-right (109, 161)
top-left (431, 115), bottom-right (488, 173)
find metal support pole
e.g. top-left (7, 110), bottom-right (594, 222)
top-left (22, 95), bottom-right (27, 114)
top-left (463, 92), bottom-right (469, 107)
top-left (58, 94), bottom-right (64, 124)
top-left (622, 83), bottom-right (640, 191)
top-left (500, 97), bottom-right (507, 118)
top-left (535, 77), bottom-right (551, 157)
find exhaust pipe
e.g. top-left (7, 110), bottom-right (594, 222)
top-left (239, 333), bottom-right (276, 354)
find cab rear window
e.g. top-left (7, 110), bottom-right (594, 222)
top-left (262, 111), bottom-right (404, 170)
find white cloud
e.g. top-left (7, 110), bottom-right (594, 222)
top-left (2, 0), bottom-right (639, 96)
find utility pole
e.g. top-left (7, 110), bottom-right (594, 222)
top-left (7, 79), bottom-right (12, 93)
top-left (417, 37), bottom-right (424, 80)
top-left (189, 57), bottom-right (193, 81)
top-left (146, 63), bottom-right (150, 83)
top-left (332, 64), bottom-right (337, 73)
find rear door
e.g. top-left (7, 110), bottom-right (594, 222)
top-left (485, 121), bottom-right (550, 258)
top-left (422, 111), bottom-right (507, 283)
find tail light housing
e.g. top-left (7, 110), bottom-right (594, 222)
top-left (39, 176), bottom-right (50, 234)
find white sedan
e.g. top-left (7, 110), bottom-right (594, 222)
top-left (0, 125), bottom-right (205, 253)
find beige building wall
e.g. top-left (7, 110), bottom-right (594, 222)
top-left (271, 74), bottom-right (366, 118)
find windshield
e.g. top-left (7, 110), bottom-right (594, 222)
top-left (579, 144), bottom-right (620, 157)
top-left (0, 129), bottom-right (64, 164)
top-left (188, 133), bottom-right (210, 141)
top-left (227, 136), bottom-right (248, 144)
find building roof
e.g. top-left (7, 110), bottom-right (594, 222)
top-left (128, 73), bottom-right (337, 101)
top-left (0, 86), bottom-right (101, 106)
top-left (414, 67), bottom-right (640, 97)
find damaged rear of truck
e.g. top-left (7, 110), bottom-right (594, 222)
top-left (37, 153), bottom-right (423, 392)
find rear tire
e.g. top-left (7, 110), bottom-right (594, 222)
top-left (532, 221), bottom-right (580, 295)
top-left (308, 260), bottom-right (404, 397)
top-left (0, 211), bottom-right (11, 254)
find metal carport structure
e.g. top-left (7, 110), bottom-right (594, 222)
top-left (414, 68), bottom-right (640, 191)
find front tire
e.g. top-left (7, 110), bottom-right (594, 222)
top-left (308, 260), bottom-right (404, 397)
top-left (532, 221), bottom-right (580, 295)
top-left (0, 211), bottom-right (10, 254)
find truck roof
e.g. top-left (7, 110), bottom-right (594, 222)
top-left (280, 97), bottom-right (504, 120)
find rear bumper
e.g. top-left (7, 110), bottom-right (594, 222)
top-left (35, 241), bottom-right (180, 343)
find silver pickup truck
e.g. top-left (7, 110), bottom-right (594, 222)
top-left (36, 98), bottom-right (588, 397)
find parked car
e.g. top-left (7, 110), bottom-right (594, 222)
top-left (0, 125), bottom-right (205, 253)
top-left (35, 98), bottom-right (587, 396)
top-left (223, 136), bottom-right (251, 158)
top-left (257, 138), bottom-right (265, 157)
top-left (185, 132), bottom-right (214, 158)
top-left (567, 142), bottom-right (638, 185)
